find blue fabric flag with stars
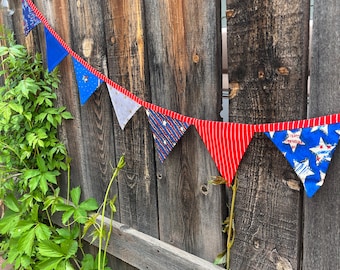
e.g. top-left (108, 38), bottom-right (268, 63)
top-left (265, 123), bottom-right (340, 197)
top-left (72, 57), bottom-right (103, 105)
top-left (44, 27), bottom-right (69, 72)
top-left (146, 109), bottom-right (190, 162)
top-left (22, 0), bottom-right (41, 36)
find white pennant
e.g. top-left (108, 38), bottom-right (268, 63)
top-left (107, 84), bottom-right (141, 129)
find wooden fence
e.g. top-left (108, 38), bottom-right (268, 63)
top-left (1, 0), bottom-right (339, 269)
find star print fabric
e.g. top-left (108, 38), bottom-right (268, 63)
top-left (265, 123), bottom-right (340, 197)
top-left (72, 57), bottom-right (103, 105)
top-left (146, 109), bottom-right (190, 162)
top-left (22, 0), bottom-right (40, 35)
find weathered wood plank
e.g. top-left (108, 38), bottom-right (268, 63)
top-left (64, 0), bottom-right (118, 204)
top-left (304, 0), bottom-right (340, 269)
top-left (52, 214), bottom-right (223, 269)
top-left (100, 0), bottom-right (159, 237)
top-left (143, 0), bottom-right (226, 262)
top-left (88, 217), bottom-right (224, 270)
top-left (227, 0), bottom-right (309, 269)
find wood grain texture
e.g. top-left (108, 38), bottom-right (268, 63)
top-left (143, 0), bottom-right (226, 262)
top-left (304, 0), bottom-right (340, 269)
top-left (101, 0), bottom-right (159, 237)
top-left (88, 217), bottom-right (224, 270)
top-left (226, 0), bottom-right (309, 269)
top-left (52, 215), bottom-right (224, 270)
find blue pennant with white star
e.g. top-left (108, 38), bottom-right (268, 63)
top-left (265, 123), bottom-right (340, 197)
top-left (146, 109), bottom-right (190, 162)
top-left (22, 0), bottom-right (41, 36)
top-left (44, 27), bottom-right (69, 72)
top-left (72, 57), bottom-right (103, 105)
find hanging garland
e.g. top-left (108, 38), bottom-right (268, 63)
top-left (21, 0), bottom-right (340, 198)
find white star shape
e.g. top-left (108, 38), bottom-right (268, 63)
top-left (283, 129), bottom-right (305, 152)
top-left (162, 120), bottom-right (167, 126)
top-left (316, 171), bottom-right (326, 186)
top-left (310, 137), bottom-right (335, 165)
top-left (335, 130), bottom-right (340, 136)
top-left (293, 159), bottom-right (314, 183)
top-left (311, 125), bottom-right (329, 135)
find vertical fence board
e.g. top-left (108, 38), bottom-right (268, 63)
top-left (304, 0), bottom-right (340, 269)
top-left (143, 0), bottom-right (226, 262)
top-left (227, 0), bottom-right (309, 269)
top-left (64, 0), bottom-right (117, 204)
top-left (101, 0), bottom-right (159, 237)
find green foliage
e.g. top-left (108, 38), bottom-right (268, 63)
top-left (0, 28), bottom-right (122, 269)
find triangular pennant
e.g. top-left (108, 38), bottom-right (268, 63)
top-left (44, 27), bottom-right (69, 72)
top-left (195, 120), bottom-right (255, 186)
top-left (22, 0), bottom-right (41, 35)
top-left (1, 0), bottom-right (14, 15)
top-left (146, 109), bottom-right (190, 162)
top-left (107, 84), bottom-right (141, 129)
top-left (265, 123), bottom-right (340, 197)
top-left (72, 57), bottom-right (103, 105)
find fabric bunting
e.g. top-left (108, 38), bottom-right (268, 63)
top-left (194, 120), bottom-right (255, 186)
top-left (146, 109), bottom-right (190, 162)
top-left (107, 84), bottom-right (141, 129)
top-left (44, 27), bottom-right (69, 72)
top-left (22, 0), bottom-right (40, 35)
top-left (72, 57), bottom-right (103, 105)
top-left (21, 0), bottom-right (340, 197)
top-left (265, 123), bottom-right (340, 197)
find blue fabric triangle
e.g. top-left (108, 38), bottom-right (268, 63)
top-left (22, 0), bottom-right (41, 35)
top-left (265, 123), bottom-right (340, 197)
top-left (72, 57), bottom-right (103, 105)
top-left (44, 27), bottom-right (69, 72)
top-left (146, 109), bottom-right (190, 162)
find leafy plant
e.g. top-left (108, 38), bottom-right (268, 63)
top-left (0, 27), bottom-right (122, 270)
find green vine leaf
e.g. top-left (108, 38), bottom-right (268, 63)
top-left (38, 240), bottom-right (64, 258)
top-left (214, 250), bottom-right (227, 265)
top-left (70, 186), bottom-right (81, 206)
top-left (4, 193), bottom-right (20, 212)
top-left (17, 229), bottom-right (35, 256)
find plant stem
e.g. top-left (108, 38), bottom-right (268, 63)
top-left (98, 155), bottom-right (124, 270)
top-left (226, 174), bottom-right (238, 270)
top-left (45, 208), bottom-right (53, 228)
top-left (103, 204), bottom-right (114, 266)
top-left (66, 158), bottom-right (71, 204)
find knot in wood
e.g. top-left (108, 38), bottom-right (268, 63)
top-left (276, 67), bottom-right (290, 76)
top-left (200, 184), bottom-right (209, 195)
top-left (82, 38), bottom-right (94, 58)
top-left (258, 69), bottom-right (265, 80)
top-left (226, 9), bottom-right (236, 19)
top-left (110, 36), bottom-right (116, 44)
top-left (192, 53), bottom-right (200, 64)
